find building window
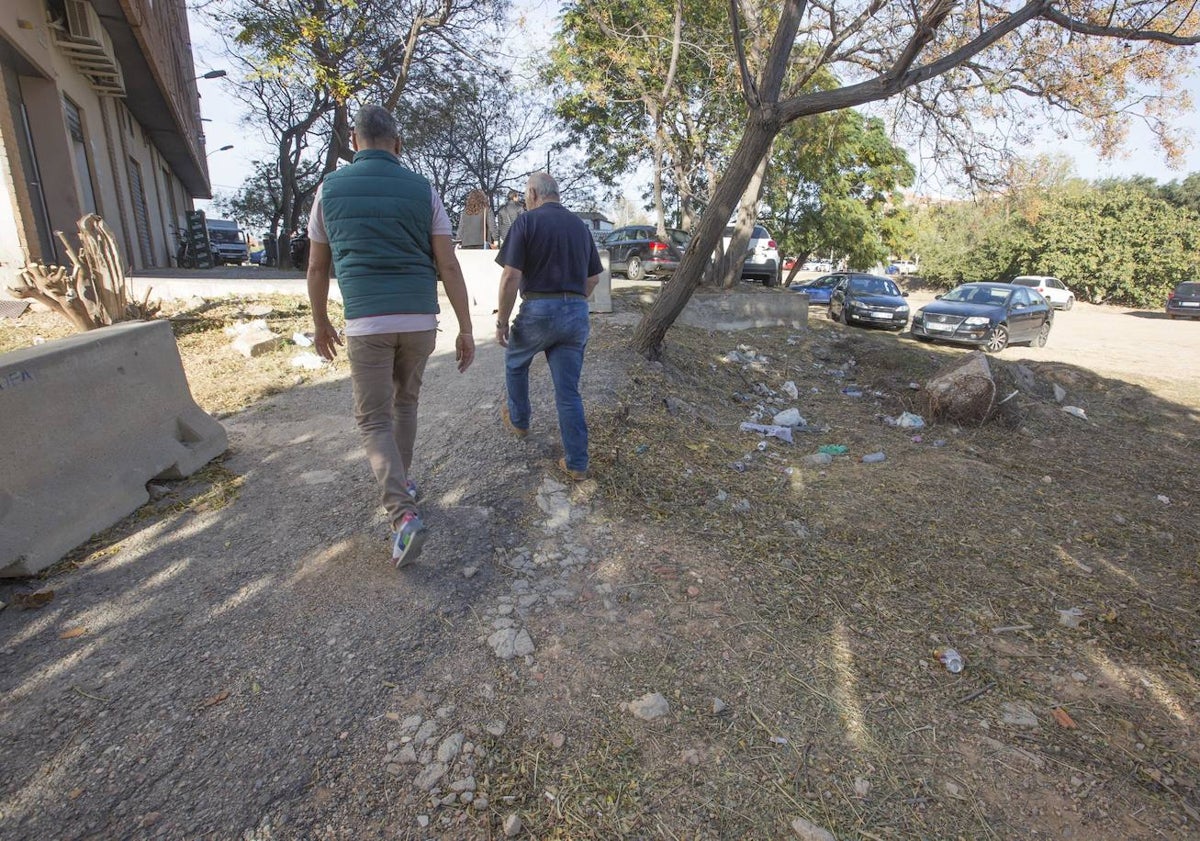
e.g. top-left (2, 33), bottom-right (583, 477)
top-left (126, 156), bottom-right (153, 266)
top-left (63, 97), bottom-right (98, 215)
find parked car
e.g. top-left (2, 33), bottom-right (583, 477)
top-left (1011, 275), bottom-right (1075, 310)
top-left (1166, 281), bottom-right (1200, 319)
top-left (722, 225), bottom-right (780, 286)
top-left (787, 273), bottom-right (838, 305)
top-left (910, 282), bottom-right (1053, 352)
top-left (602, 226), bottom-right (689, 281)
top-left (249, 248), bottom-right (266, 266)
top-left (828, 273), bottom-right (910, 330)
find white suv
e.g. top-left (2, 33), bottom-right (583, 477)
top-left (1012, 275), bottom-right (1075, 310)
top-left (722, 225), bottom-right (780, 286)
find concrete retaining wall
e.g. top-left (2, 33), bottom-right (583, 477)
top-left (455, 247), bottom-right (613, 316)
top-left (0, 320), bottom-right (228, 576)
top-left (678, 288), bottom-right (809, 331)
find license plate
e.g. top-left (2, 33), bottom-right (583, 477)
top-left (869, 312), bottom-right (893, 319)
top-left (926, 322), bottom-right (954, 332)
top-left (1183, 301), bottom-right (1200, 307)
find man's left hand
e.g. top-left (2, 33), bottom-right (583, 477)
top-left (496, 324), bottom-right (510, 348)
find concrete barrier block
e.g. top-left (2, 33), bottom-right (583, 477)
top-left (0, 320), bottom-right (228, 576)
top-left (677, 289), bottom-right (808, 331)
top-left (589, 250), bottom-right (613, 314)
top-left (454, 249), bottom-right (503, 316)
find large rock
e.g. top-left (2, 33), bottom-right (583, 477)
top-left (0, 321), bottom-right (227, 576)
top-left (923, 351), bottom-right (995, 424)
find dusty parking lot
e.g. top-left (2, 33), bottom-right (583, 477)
top-left (899, 290), bottom-right (1195, 396)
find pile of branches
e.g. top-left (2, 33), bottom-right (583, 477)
top-left (8, 214), bottom-right (159, 331)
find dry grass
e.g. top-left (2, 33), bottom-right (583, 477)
top-left (0, 295), bottom-right (342, 418)
top-left (476, 288), bottom-right (1199, 839)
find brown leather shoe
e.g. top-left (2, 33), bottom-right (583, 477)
top-left (557, 457), bottom-right (588, 481)
top-left (500, 406), bottom-right (528, 439)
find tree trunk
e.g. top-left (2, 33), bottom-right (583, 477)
top-left (632, 116), bottom-right (777, 359)
top-left (718, 146), bottom-right (772, 288)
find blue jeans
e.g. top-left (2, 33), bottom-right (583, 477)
top-left (505, 298), bottom-right (590, 471)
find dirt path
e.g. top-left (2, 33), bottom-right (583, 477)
top-left (0, 310), bottom-right (625, 838)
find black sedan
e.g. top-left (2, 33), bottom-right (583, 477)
top-left (828, 273), bottom-right (910, 331)
top-left (910, 282), bottom-right (1053, 353)
top-left (1166, 281), bottom-right (1200, 319)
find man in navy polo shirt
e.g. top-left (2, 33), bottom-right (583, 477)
top-left (495, 172), bottom-right (602, 479)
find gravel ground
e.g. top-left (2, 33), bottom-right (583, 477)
top-left (0, 306), bottom-right (622, 838)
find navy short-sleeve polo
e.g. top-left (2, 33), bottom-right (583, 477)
top-left (496, 202), bottom-right (602, 296)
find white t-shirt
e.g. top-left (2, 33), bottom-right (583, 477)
top-left (308, 180), bottom-right (453, 336)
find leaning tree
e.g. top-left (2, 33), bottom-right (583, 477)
top-left (629, 0), bottom-right (1200, 358)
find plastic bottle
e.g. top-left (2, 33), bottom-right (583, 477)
top-left (936, 648), bottom-right (965, 673)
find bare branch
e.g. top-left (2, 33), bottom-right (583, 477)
top-left (1042, 4), bottom-right (1200, 45)
top-left (729, 0), bottom-right (759, 106)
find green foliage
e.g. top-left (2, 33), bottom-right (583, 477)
top-left (762, 113), bottom-right (914, 269)
top-left (914, 173), bottom-right (1200, 306)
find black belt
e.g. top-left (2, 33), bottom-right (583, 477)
top-left (522, 291), bottom-right (587, 300)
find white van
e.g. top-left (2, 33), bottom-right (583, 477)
top-left (206, 219), bottom-right (249, 265)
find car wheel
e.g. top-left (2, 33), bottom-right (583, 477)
top-left (625, 255), bottom-right (645, 281)
top-left (1033, 321), bottom-right (1050, 347)
top-left (763, 263), bottom-right (780, 288)
top-left (1064, 296), bottom-right (1074, 311)
top-left (983, 324), bottom-right (1009, 353)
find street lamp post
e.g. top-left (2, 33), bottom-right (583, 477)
top-left (207, 144), bottom-right (234, 157)
top-left (194, 69), bottom-right (227, 80)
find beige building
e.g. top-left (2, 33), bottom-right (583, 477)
top-left (0, 0), bottom-right (210, 279)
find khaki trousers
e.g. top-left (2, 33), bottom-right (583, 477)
top-left (347, 330), bottom-right (437, 528)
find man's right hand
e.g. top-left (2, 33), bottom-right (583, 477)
top-left (314, 320), bottom-right (343, 360)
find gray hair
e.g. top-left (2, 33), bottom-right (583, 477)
top-left (354, 105), bottom-right (399, 145)
top-left (526, 172), bottom-right (559, 200)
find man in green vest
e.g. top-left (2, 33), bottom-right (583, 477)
top-left (307, 104), bottom-right (475, 568)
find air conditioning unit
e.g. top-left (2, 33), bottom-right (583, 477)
top-left (64, 0), bottom-right (103, 47)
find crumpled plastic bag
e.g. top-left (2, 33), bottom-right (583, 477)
top-left (739, 422), bottom-right (794, 444)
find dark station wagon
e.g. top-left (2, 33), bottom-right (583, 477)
top-left (1166, 281), bottom-right (1200, 320)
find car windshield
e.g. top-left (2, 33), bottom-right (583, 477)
top-left (1176, 282), bottom-right (1200, 294)
top-left (1011, 277), bottom-right (1039, 286)
top-left (847, 277), bottom-right (899, 296)
top-left (944, 285), bottom-right (1011, 305)
top-left (805, 275), bottom-right (836, 288)
top-left (209, 229), bottom-right (243, 244)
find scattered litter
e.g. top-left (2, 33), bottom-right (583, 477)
top-left (841, 387), bottom-right (863, 398)
top-left (730, 462), bottom-right (747, 473)
top-left (0, 299), bottom-right (31, 320)
top-left (997, 389), bottom-right (1019, 405)
top-left (634, 444), bottom-right (650, 455)
top-left (935, 647), bottom-right (965, 673)
top-left (884, 411), bottom-right (925, 429)
top-left (1051, 708), bottom-right (1077, 729)
top-left (992, 624), bottom-right (1033, 634)
top-left (1053, 384), bottom-right (1067, 403)
top-left (756, 441), bottom-right (768, 452)
top-left (244, 304), bottom-right (274, 317)
top-left (931, 439), bottom-right (947, 447)
top-left (773, 408), bottom-right (806, 428)
top-left (731, 498), bottom-right (751, 514)
top-left (1057, 607), bottom-right (1084, 628)
top-left (32, 336), bottom-right (46, 345)
top-left (290, 352), bottom-right (327, 370)
top-left (781, 380), bottom-right (799, 400)
top-left (861, 452), bottom-right (886, 464)
top-left (1061, 406), bottom-right (1088, 421)
top-left (802, 452), bottom-right (833, 467)
top-left (1156, 494), bottom-right (1171, 505)
top-left (1042, 475), bottom-right (1053, 484)
top-left (818, 444), bottom-right (848, 456)
top-left (739, 422), bottom-right (794, 444)
top-left (769, 736), bottom-right (788, 745)
top-left (292, 331), bottom-right (315, 347)
top-left (908, 381), bottom-right (920, 390)
top-left (911, 435), bottom-right (923, 443)
top-left (223, 318), bottom-right (270, 336)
